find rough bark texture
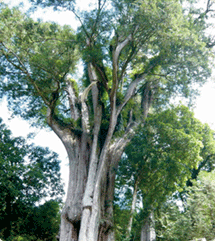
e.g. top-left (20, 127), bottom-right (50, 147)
top-left (48, 111), bottom-right (141, 240)
top-left (58, 138), bottom-right (120, 241)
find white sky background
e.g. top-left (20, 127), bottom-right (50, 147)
top-left (1, 0), bottom-right (215, 197)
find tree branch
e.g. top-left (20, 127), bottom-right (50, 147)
top-left (92, 62), bottom-right (109, 92)
top-left (194, 0), bottom-right (215, 24)
top-left (90, 0), bottom-right (107, 39)
top-left (109, 120), bottom-right (139, 169)
top-left (87, 63), bottom-right (99, 114)
top-left (118, 45), bottom-right (138, 82)
top-left (81, 98), bottom-right (90, 134)
top-left (110, 34), bottom-right (133, 103)
top-left (117, 74), bottom-right (146, 116)
top-left (141, 81), bottom-right (154, 119)
top-left (65, 79), bottom-right (80, 121)
top-left (82, 104), bottom-right (102, 207)
top-left (0, 42), bottom-right (50, 106)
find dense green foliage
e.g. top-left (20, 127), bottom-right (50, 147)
top-left (1, 0), bottom-right (215, 240)
top-left (5, 200), bottom-right (61, 241)
top-left (156, 171), bottom-right (215, 241)
top-left (0, 4), bottom-right (78, 125)
top-left (0, 118), bottom-right (64, 240)
top-left (0, 0), bottom-right (213, 130)
top-left (114, 106), bottom-right (215, 240)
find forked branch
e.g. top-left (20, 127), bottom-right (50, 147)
top-left (194, 0), bottom-right (215, 23)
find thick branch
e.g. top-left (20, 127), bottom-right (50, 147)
top-left (92, 62), bottom-right (109, 92)
top-left (82, 105), bottom-right (102, 207)
top-left (110, 34), bottom-right (133, 102)
top-left (87, 63), bottom-right (99, 114)
top-left (113, 35), bottom-right (133, 67)
top-left (81, 100), bottom-right (90, 133)
top-left (141, 82), bottom-right (154, 119)
top-left (46, 107), bottom-right (71, 141)
top-left (117, 74), bottom-right (146, 116)
top-left (109, 120), bottom-right (139, 170)
top-left (65, 79), bottom-right (80, 121)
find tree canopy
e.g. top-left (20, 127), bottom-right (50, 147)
top-left (114, 105), bottom-right (215, 240)
top-left (0, 0), bottom-right (215, 240)
top-left (0, 0), bottom-right (213, 126)
top-left (156, 171), bottom-right (215, 241)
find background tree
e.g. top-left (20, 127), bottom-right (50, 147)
top-left (0, 118), bottom-right (64, 240)
top-left (0, 0), bottom-right (215, 240)
top-left (156, 171), bottom-right (215, 241)
top-left (12, 200), bottom-right (62, 241)
top-left (114, 105), bottom-right (215, 240)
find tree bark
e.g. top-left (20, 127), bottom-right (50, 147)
top-left (47, 108), bottom-right (119, 241)
top-left (46, 88), bottom-right (150, 241)
top-left (58, 136), bottom-right (119, 241)
top-left (126, 176), bottom-right (139, 240)
top-left (53, 106), bottom-right (144, 240)
top-left (140, 211), bottom-right (156, 241)
top-left (60, 135), bottom-right (89, 241)
top-left (50, 112), bottom-right (138, 241)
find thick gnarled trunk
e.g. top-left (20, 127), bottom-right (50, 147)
top-left (60, 135), bottom-right (89, 241)
top-left (49, 113), bottom-right (140, 241)
top-left (59, 138), bottom-right (118, 241)
top-left (51, 118), bottom-right (134, 241)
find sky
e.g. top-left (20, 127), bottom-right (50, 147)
top-left (1, 0), bottom-right (215, 196)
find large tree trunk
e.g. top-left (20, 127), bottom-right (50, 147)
top-left (60, 135), bottom-right (89, 241)
top-left (59, 138), bottom-right (118, 241)
top-left (47, 103), bottom-right (145, 241)
top-left (47, 109), bottom-right (119, 241)
top-left (47, 88), bottom-right (149, 241)
top-left (48, 112), bottom-right (136, 241)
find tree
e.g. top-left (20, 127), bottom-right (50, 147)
top-left (186, 123), bottom-right (215, 186)
top-left (114, 105), bottom-right (215, 240)
top-left (156, 171), bottom-right (215, 241)
top-left (0, 118), bottom-right (64, 240)
top-left (14, 200), bottom-right (62, 241)
top-left (0, 0), bottom-right (214, 240)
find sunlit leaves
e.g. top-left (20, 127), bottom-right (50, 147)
top-left (156, 171), bottom-right (215, 241)
top-left (0, 5), bottom-right (79, 123)
top-left (0, 0), bottom-right (214, 132)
